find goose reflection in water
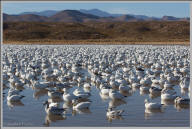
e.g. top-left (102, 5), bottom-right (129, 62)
top-left (33, 89), bottom-right (48, 100)
top-left (107, 115), bottom-right (124, 122)
top-left (72, 108), bottom-right (92, 116)
top-left (109, 99), bottom-right (127, 108)
top-left (144, 108), bottom-right (164, 120)
top-left (174, 104), bottom-right (190, 111)
top-left (7, 101), bottom-right (24, 109)
top-left (44, 114), bottom-right (67, 127)
top-left (161, 99), bottom-right (175, 106)
top-left (181, 88), bottom-right (188, 96)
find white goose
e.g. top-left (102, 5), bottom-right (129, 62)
top-left (119, 84), bottom-right (131, 92)
top-left (72, 100), bottom-right (91, 109)
top-left (100, 86), bottom-right (111, 95)
top-left (140, 86), bottom-right (150, 92)
top-left (7, 95), bottom-right (25, 102)
top-left (48, 90), bottom-right (63, 98)
top-left (63, 89), bottom-right (79, 102)
top-left (144, 99), bottom-right (163, 110)
top-left (32, 80), bottom-right (49, 89)
top-left (149, 86), bottom-right (162, 94)
top-left (109, 89), bottom-right (127, 100)
top-left (106, 107), bottom-right (124, 118)
top-left (83, 83), bottom-right (91, 89)
top-left (8, 88), bottom-right (22, 96)
top-left (161, 90), bottom-right (177, 101)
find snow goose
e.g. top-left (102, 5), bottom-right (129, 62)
top-left (8, 88), bottom-right (22, 96)
top-left (48, 89), bottom-right (63, 98)
top-left (63, 89), bottom-right (79, 102)
top-left (72, 100), bottom-right (91, 109)
top-left (109, 89), bottom-right (127, 100)
top-left (32, 81), bottom-right (48, 89)
top-left (144, 99), bottom-right (163, 110)
top-left (106, 107), bottom-right (124, 118)
top-left (119, 84), bottom-right (131, 93)
top-left (7, 95), bottom-right (25, 102)
top-left (161, 91), bottom-right (177, 101)
top-left (83, 83), bottom-right (91, 89)
top-left (174, 96), bottom-right (190, 105)
top-left (140, 86), bottom-right (150, 92)
top-left (149, 86), bottom-right (162, 95)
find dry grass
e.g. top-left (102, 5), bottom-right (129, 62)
top-left (3, 21), bottom-right (189, 45)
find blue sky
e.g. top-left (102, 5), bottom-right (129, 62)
top-left (2, 2), bottom-right (190, 18)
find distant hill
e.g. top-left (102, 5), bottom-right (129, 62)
top-left (3, 9), bottom-right (190, 22)
top-left (19, 10), bottom-right (59, 17)
top-left (79, 9), bottom-right (113, 17)
top-left (162, 16), bottom-right (190, 21)
top-left (48, 10), bottom-right (100, 22)
top-left (3, 14), bottom-right (47, 22)
top-left (3, 21), bottom-right (189, 42)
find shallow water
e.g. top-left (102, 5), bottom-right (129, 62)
top-left (3, 67), bottom-right (190, 127)
top-left (2, 45), bottom-right (190, 127)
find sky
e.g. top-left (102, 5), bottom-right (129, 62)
top-left (2, 2), bottom-right (190, 18)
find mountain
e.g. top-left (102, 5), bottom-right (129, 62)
top-left (79, 9), bottom-right (113, 17)
top-left (3, 13), bottom-right (47, 22)
top-left (48, 10), bottom-right (100, 22)
top-left (3, 10), bottom-right (190, 23)
top-left (162, 16), bottom-right (179, 21)
top-left (114, 15), bottom-right (142, 22)
top-left (19, 10), bottom-right (59, 17)
top-left (162, 16), bottom-right (189, 21)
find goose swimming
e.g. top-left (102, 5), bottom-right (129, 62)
top-left (144, 99), bottom-right (163, 110)
top-left (109, 89), bottom-right (127, 100)
top-left (43, 101), bottom-right (66, 115)
top-left (7, 95), bottom-right (25, 102)
top-left (106, 107), bottom-right (124, 118)
top-left (174, 96), bottom-right (190, 105)
top-left (72, 100), bottom-right (91, 109)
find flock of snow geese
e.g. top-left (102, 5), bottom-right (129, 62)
top-left (2, 45), bottom-right (190, 123)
